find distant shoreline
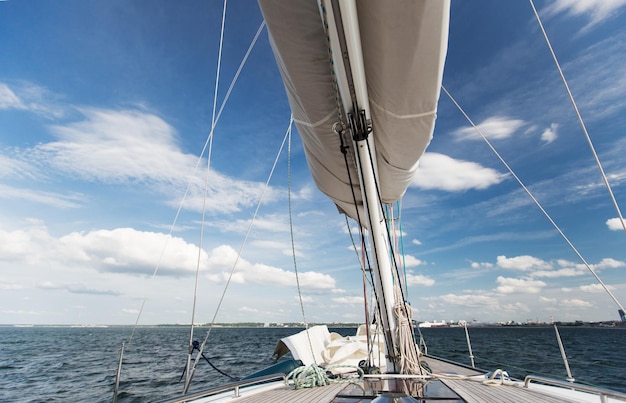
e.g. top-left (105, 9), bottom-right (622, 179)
top-left (2, 320), bottom-right (625, 328)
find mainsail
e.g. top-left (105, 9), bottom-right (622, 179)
top-left (259, 0), bottom-right (450, 222)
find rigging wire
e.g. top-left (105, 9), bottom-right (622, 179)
top-left (287, 121), bottom-right (317, 364)
top-left (114, 7), bottom-right (268, 401)
top-left (183, 118), bottom-right (294, 393)
top-left (529, 0), bottom-right (626, 236)
top-left (185, 0), bottom-right (228, 388)
top-left (361, 135), bottom-right (422, 374)
top-left (121, 16), bottom-right (267, 351)
top-left (441, 85), bottom-right (626, 317)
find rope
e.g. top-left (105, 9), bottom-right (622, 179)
top-left (287, 121), bottom-right (317, 364)
top-left (286, 364), bottom-right (364, 389)
top-left (441, 85), bottom-right (626, 316)
top-left (529, 0), bottom-right (626, 235)
top-left (393, 285), bottom-right (423, 375)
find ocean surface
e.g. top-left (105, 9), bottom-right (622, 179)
top-left (1, 325), bottom-right (625, 402)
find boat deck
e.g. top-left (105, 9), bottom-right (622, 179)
top-left (166, 356), bottom-right (623, 402)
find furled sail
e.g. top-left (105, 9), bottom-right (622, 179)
top-left (259, 0), bottom-right (450, 222)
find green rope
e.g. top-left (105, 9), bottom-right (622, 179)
top-left (285, 364), bottom-right (364, 389)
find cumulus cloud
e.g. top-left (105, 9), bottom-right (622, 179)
top-left (59, 228), bottom-right (205, 276)
top-left (541, 123), bottom-right (559, 144)
top-left (594, 258), bottom-right (626, 269)
top-left (539, 296), bottom-right (557, 303)
top-left (580, 283), bottom-right (615, 293)
top-left (403, 254), bottom-right (424, 267)
top-left (332, 296), bottom-right (364, 304)
top-left (496, 255), bottom-right (552, 271)
top-left (606, 217), bottom-right (625, 231)
top-left (496, 276), bottom-right (546, 293)
top-left (452, 116), bottom-right (526, 141)
top-left (561, 298), bottom-right (593, 308)
top-left (412, 153), bottom-right (507, 191)
top-left (205, 244), bottom-right (335, 289)
top-left (405, 272), bottom-right (435, 287)
top-left (470, 261), bottom-right (494, 269)
top-left (531, 267), bottom-right (586, 278)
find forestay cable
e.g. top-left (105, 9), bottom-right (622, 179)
top-left (442, 85), bottom-right (626, 318)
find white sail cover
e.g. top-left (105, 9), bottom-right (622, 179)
top-left (259, 0), bottom-right (450, 221)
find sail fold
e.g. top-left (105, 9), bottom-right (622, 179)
top-left (260, 0), bottom-right (450, 222)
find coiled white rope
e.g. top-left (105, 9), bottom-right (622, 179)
top-left (393, 286), bottom-right (422, 375)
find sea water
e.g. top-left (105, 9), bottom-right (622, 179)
top-left (0, 326), bottom-right (624, 402)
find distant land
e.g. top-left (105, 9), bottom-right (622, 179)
top-left (3, 320), bottom-right (625, 328)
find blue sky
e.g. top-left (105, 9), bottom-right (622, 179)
top-left (1, 0), bottom-right (625, 325)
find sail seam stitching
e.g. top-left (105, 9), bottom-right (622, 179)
top-left (369, 100), bottom-right (436, 120)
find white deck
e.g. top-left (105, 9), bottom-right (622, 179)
top-left (165, 356), bottom-right (626, 403)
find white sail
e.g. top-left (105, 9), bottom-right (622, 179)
top-left (259, 0), bottom-right (450, 222)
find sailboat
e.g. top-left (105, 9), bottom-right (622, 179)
top-left (111, 0), bottom-right (626, 402)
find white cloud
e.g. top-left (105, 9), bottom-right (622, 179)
top-left (25, 107), bottom-right (278, 214)
top-left (0, 83), bottom-right (25, 109)
top-left (42, 108), bottom-right (192, 183)
top-left (496, 255), bottom-right (552, 271)
top-left (332, 296), bottom-right (364, 304)
top-left (545, 0), bottom-right (626, 28)
top-left (561, 298), bottom-right (593, 308)
top-left (439, 293), bottom-right (497, 307)
top-left (205, 244), bottom-right (335, 289)
top-left (580, 283), bottom-right (615, 293)
top-left (37, 281), bottom-right (122, 295)
top-left (405, 272), bottom-right (435, 287)
top-left (594, 258), bottom-right (626, 269)
top-left (531, 267), bottom-right (586, 278)
top-left (59, 228), bottom-right (206, 276)
top-left (539, 296), bottom-right (557, 303)
top-left (541, 123), bottom-right (559, 144)
top-left (412, 152), bottom-right (507, 191)
top-left (0, 82), bottom-right (64, 118)
top-left (0, 183), bottom-right (84, 209)
top-left (411, 239), bottom-right (422, 245)
top-left (470, 261), bottom-right (494, 269)
top-left (606, 217), bottom-right (625, 231)
top-left (402, 254), bottom-right (424, 268)
top-left (496, 276), bottom-right (547, 294)
top-left (452, 116), bottom-right (526, 141)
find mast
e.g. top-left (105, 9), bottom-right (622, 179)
top-left (324, 0), bottom-right (400, 372)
